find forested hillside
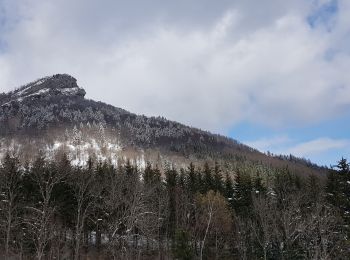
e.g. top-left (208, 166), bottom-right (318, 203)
top-left (0, 154), bottom-right (348, 259)
top-left (0, 75), bottom-right (325, 176)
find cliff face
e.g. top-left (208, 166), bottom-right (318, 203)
top-left (1, 74), bottom-right (85, 106)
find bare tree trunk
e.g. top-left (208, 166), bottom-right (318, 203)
top-left (74, 206), bottom-right (82, 260)
top-left (19, 240), bottom-right (24, 260)
top-left (215, 233), bottom-right (218, 260)
top-left (5, 204), bottom-right (12, 260)
top-left (96, 228), bottom-right (101, 253)
top-left (200, 208), bottom-right (212, 260)
top-left (37, 246), bottom-right (44, 260)
top-left (84, 230), bottom-right (89, 260)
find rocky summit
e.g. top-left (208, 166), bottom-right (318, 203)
top-left (0, 74), bottom-right (85, 107)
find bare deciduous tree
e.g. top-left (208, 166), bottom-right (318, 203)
top-left (71, 167), bottom-right (95, 260)
top-left (303, 202), bottom-right (344, 260)
top-left (195, 190), bottom-right (232, 260)
top-left (251, 194), bottom-right (275, 260)
top-left (24, 158), bottom-right (66, 260)
top-left (0, 155), bottom-right (22, 260)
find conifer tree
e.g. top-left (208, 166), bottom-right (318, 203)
top-left (196, 168), bottom-right (204, 194)
top-left (178, 169), bottom-right (186, 188)
top-left (203, 162), bottom-right (213, 192)
top-left (224, 173), bottom-right (234, 200)
top-left (186, 162), bottom-right (197, 195)
top-left (153, 165), bottom-right (162, 186)
top-left (326, 158), bottom-right (350, 233)
top-left (143, 162), bottom-right (154, 186)
top-left (233, 170), bottom-right (252, 216)
top-left (52, 154), bottom-right (75, 230)
top-left (213, 161), bottom-right (223, 193)
top-left (252, 172), bottom-right (266, 196)
top-left (125, 159), bottom-right (135, 177)
top-left (306, 174), bottom-right (321, 205)
top-left (165, 166), bottom-right (178, 237)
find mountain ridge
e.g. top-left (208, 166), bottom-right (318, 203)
top-left (0, 74), bottom-right (325, 175)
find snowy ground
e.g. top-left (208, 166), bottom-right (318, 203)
top-left (0, 137), bottom-right (146, 169)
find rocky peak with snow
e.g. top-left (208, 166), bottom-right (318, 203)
top-left (0, 74), bottom-right (85, 107)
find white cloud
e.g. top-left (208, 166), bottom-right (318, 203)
top-left (0, 0), bottom-right (350, 134)
top-left (245, 135), bottom-right (350, 165)
top-left (286, 137), bottom-right (350, 157)
top-left (245, 135), bottom-right (292, 152)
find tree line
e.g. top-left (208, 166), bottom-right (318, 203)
top-left (0, 154), bottom-right (349, 259)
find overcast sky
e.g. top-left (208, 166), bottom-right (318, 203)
top-left (0, 0), bottom-right (349, 166)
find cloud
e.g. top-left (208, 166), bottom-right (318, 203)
top-left (245, 135), bottom-right (292, 152)
top-left (0, 0), bottom-right (350, 134)
top-left (286, 137), bottom-right (350, 157)
top-left (245, 135), bottom-right (350, 166)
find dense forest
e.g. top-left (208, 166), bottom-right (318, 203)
top-left (0, 154), bottom-right (349, 259)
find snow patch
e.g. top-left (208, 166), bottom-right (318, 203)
top-left (0, 139), bottom-right (22, 159)
top-left (15, 78), bottom-right (49, 97)
top-left (45, 138), bottom-right (123, 167)
top-left (32, 78), bottom-right (48, 87)
top-left (0, 136), bottom-right (149, 170)
top-left (136, 153), bottom-right (146, 170)
top-left (23, 88), bottom-right (50, 98)
top-left (59, 87), bottom-right (79, 95)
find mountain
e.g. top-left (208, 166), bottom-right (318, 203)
top-left (0, 74), bottom-right (324, 175)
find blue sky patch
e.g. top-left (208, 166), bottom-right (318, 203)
top-left (307, 0), bottom-right (338, 31)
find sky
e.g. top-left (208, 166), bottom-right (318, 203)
top-left (0, 0), bottom-right (349, 166)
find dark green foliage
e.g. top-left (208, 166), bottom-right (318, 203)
top-left (337, 157), bottom-right (350, 174)
top-left (273, 168), bottom-right (301, 208)
top-left (326, 158), bottom-right (350, 236)
top-left (213, 161), bottom-right (223, 193)
top-left (326, 169), bottom-right (339, 205)
top-left (165, 166), bottom-right (178, 189)
top-left (124, 159), bottom-right (136, 177)
top-left (143, 162), bottom-right (154, 185)
top-left (203, 162), bottom-right (213, 192)
top-left (196, 168), bottom-right (204, 194)
top-left (165, 166), bottom-right (179, 237)
top-left (306, 174), bottom-right (322, 204)
top-left (173, 229), bottom-right (194, 260)
top-left (252, 172), bottom-right (266, 196)
top-left (0, 154), bottom-right (22, 186)
top-left (224, 172), bottom-right (234, 201)
top-left (178, 169), bottom-right (186, 188)
top-left (186, 163), bottom-right (197, 195)
top-left (233, 170), bottom-right (253, 216)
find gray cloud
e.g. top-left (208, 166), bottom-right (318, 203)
top-left (0, 0), bottom-right (350, 134)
